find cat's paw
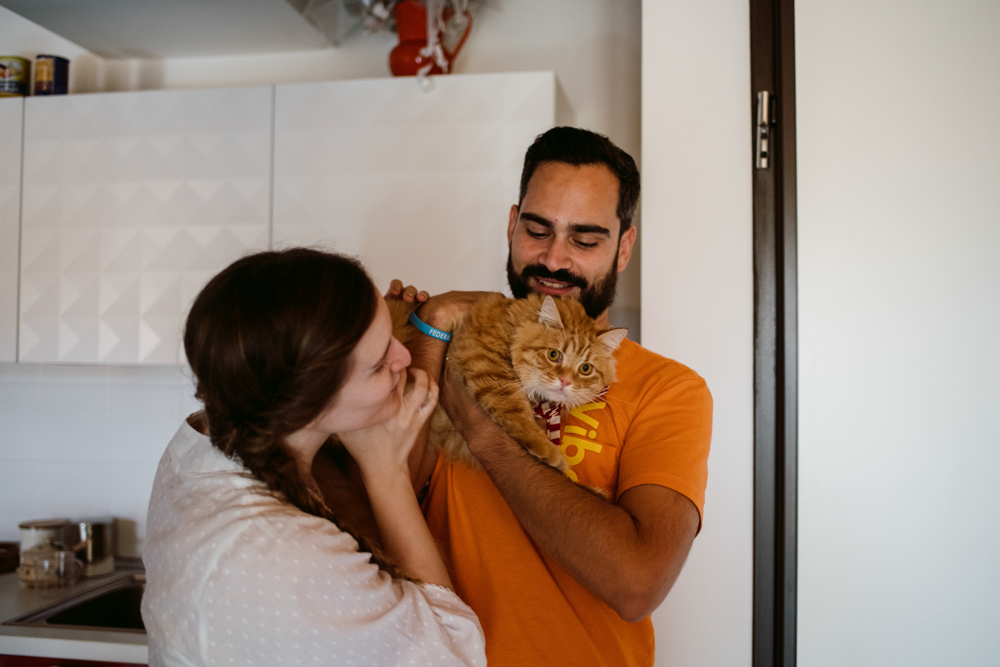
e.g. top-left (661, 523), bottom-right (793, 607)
top-left (582, 484), bottom-right (610, 500)
top-left (538, 446), bottom-right (569, 473)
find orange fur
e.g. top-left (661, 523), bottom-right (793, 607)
top-left (406, 294), bottom-right (627, 474)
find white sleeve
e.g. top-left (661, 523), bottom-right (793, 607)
top-left (195, 510), bottom-right (486, 667)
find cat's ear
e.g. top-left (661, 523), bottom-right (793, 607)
top-left (598, 328), bottom-right (628, 352)
top-left (537, 296), bottom-right (564, 329)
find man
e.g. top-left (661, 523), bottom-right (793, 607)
top-left (400, 127), bottom-right (712, 667)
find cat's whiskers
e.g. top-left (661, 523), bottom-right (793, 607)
top-left (481, 379), bottom-right (527, 395)
top-left (565, 392), bottom-right (596, 408)
top-left (478, 380), bottom-right (531, 404)
top-left (600, 394), bottom-right (637, 409)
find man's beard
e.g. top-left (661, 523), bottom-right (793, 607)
top-left (506, 251), bottom-right (618, 320)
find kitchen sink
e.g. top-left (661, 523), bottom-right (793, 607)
top-left (2, 573), bottom-right (145, 633)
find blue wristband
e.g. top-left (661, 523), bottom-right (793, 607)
top-left (408, 310), bottom-right (452, 342)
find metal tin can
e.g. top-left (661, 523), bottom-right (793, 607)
top-left (67, 517), bottom-right (116, 577)
top-left (0, 56), bottom-right (31, 97)
top-left (35, 54), bottom-right (69, 95)
top-left (18, 518), bottom-right (72, 564)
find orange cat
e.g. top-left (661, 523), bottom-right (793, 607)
top-left (392, 294), bottom-right (627, 474)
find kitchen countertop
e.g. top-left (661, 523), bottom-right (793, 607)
top-left (0, 561), bottom-right (148, 664)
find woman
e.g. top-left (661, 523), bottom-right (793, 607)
top-left (141, 248), bottom-right (486, 666)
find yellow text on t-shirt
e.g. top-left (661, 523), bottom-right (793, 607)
top-left (562, 402), bottom-right (606, 482)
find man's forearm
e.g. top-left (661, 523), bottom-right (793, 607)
top-left (404, 301), bottom-right (456, 490)
top-left (468, 423), bottom-right (696, 621)
top-left (408, 316), bottom-right (449, 381)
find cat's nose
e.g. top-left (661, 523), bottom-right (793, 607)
top-left (560, 377), bottom-right (572, 388)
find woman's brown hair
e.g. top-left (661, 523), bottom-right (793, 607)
top-left (184, 248), bottom-right (400, 574)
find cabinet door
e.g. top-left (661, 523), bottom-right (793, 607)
top-left (272, 72), bottom-right (555, 294)
top-left (0, 655), bottom-right (144, 666)
top-left (0, 98), bottom-right (22, 363)
top-left (19, 86), bottom-right (273, 364)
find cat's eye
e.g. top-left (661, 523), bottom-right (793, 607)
top-left (579, 363), bottom-right (593, 376)
top-left (547, 349), bottom-right (562, 362)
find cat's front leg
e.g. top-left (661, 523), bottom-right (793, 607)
top-left (471, 381), bottom-right (569, 473)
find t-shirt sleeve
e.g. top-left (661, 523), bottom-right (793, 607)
top-left (197, 511), bottom-right (487, 666)
top-left (615, 367), bottom-right (713, 528)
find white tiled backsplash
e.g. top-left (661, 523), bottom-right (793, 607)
top-left (0, 363), bottom-right (201, 557)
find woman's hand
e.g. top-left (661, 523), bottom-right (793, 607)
top-left (338, 367), bottom-right (439, 480)
top-left (336, 367), bottom-right (453, 589)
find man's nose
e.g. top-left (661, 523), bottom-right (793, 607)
top-left (539, 238), bottom-right (572, 271)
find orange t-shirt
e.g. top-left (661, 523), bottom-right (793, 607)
top-left (423, 339), bottom-right (713, 667)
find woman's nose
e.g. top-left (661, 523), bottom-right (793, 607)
top-left (391, 337), bottom-right (412, 371)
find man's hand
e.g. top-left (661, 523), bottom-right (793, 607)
top-left (385, 279), bottom-right (429, 304)
top-left (439, 364), bottom-right (517, 461)
top-left (438, 364), bottom-right (478, 428)
top-left (417, 290), bottom-right (501, 334)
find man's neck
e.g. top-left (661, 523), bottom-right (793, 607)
top-left (593, 310), bottom-right (612, 331)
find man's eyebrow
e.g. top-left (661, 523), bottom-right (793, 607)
top-left (519, 212), bottom-right (554, 228)
top-left (568, 223), bottom-right (611, 236)
top-left (520, 212), bottom-right (611, 237)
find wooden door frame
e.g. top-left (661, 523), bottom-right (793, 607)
top-left (750, 0), bottom-right (798, 665)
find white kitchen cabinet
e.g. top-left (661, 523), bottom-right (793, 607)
top-left (18, 86), bottom-right (273, 364)
top-left (0, 98), bottom-right (22, 363)
top-left (272, 71), bottom-right (555, 294)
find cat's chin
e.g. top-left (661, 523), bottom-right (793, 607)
top-left (527, 389), bottom-right (565, 406)
top-left (538, 388), bottom-right (586, 408)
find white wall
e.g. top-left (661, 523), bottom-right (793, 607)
top-left (0, 0), bottom-right (642, 555)
top-left (0, 365), bottom-right (200, 555)
top-left (642, 1), bottom-right (754, 665)
top-left (796, 1), bottom-right (1000, 665)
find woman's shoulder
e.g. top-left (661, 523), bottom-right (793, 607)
top-left (155, 415), bottom-right (242, 478)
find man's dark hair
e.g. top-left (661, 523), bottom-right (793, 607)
top-left (518, 127), bottom-right (640, 234)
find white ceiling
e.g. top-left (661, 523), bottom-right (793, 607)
top-left (0, 0), bottom-right (354, 59)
